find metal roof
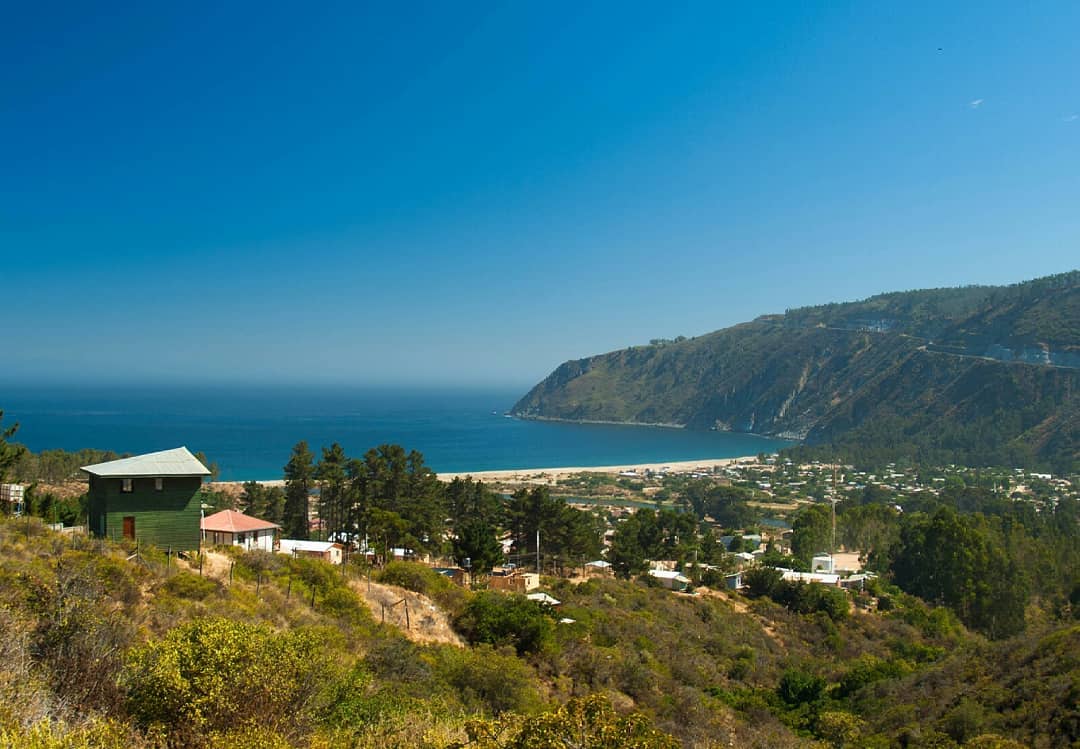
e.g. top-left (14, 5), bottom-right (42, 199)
top-left (279, 539), bottom-right (342, 553)
top-left (81, 447), bottom-right (211, 478)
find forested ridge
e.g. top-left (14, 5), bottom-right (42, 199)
top-left (513, 271), bottom-right (1079, 472)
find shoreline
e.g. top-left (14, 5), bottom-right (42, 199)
top-left (210, 455), bottom-right (762, 490)
top-left (513, 414), bottom-right (687, 429)
top-left (436, 455), bottom-right (757, 483)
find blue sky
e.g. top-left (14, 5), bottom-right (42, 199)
top-left (3, 2), bottom-right (1078, 387)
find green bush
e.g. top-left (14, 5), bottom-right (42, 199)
top-left (777, 668), bottom-right (826, 707)
top-left (743, 566), bottom-right (784, 597)
top-left (0, 719), bottom-right (138, 749)
top-left (454, 591), bottom-right (553, 655)
top-left (121, 618), bottom-right (333, 739)
top-left (161, 571), bottom-right (221, 601)
top-left (834, 655), bottom-right (911, 699)
top-left (432, 644), bottom-right (543, 715)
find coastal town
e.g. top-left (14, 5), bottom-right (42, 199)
top-left (5, 447), bottom-right (1073, 604)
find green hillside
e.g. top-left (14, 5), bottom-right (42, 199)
top-left (2, 517), bottom-right (1077, 748)
top-left (512, 272), bottom-right (1080, 471)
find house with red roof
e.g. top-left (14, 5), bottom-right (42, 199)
top-left (201, 509), bottom-right (279, 552)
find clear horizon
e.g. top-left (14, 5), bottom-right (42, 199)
top-left (4, 3), bottom-right (1078, 385)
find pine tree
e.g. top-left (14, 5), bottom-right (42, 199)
top-left (0, 410), bottom-right (26, 483)
top-left (282, 441), bottom-right (314, 539)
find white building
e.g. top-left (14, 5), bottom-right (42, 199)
top-left (648, 569), bottom-right (692, 591)
top-left (777, 568), bottom-right (841, 586)
top-left (278, 539), bottom-right (344, 565)
top-left (0, 484), bottom-right (26, 515)
top-left (201, 509), bottom-right (279, 551)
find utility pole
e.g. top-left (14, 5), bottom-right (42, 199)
top-left (831, 460), bottom-right (838, 566)
top-left (535, 529), bottom-right (540, 573)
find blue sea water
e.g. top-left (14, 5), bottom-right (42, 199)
top-left (1, 384), bottom-right (793, 481)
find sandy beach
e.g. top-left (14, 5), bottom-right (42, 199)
top-left (211, 455), bottom-right (759, 492)
top-left (436, 455), bottom-right (756, 483)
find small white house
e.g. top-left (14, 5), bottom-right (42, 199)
top-left (811, 554), bottom-right (834, 573)
top-left (648, 569), bottom-right (692, 591)
top-left (0, 484), bottom-right (26, 516)
top-left (778, 568), bottom-right (841, 586)
top-left (278, 539), bottom-right (344, 565)
top-left (201, 510), bottom-right (279, 551)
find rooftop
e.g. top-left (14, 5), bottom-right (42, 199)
top-left (201, 509), bottom-right (279, 533)
top-left (279, 539), bottom-right (342, 553)
top-left (81, 447), bottom-right (211, 478)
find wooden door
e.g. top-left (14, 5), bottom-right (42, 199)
top-left (123, 516), bottom-right (135, 540)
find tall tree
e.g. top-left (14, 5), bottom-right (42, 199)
top-left (192, 451), bottom-right (221, 482)
top-left (241, 481), bottom-right (285, 525)
top-left (316, 443), bottom-right (349, 542)
top-left (446, 477), bottom-right (501, 526)
top-left (0, 410), bottom-right (27, 483)
top-left (282, 441), bottom-right (314, 539)
top-left (452, 517), bottom-right (503, 574)
top-left (505, 487), bottom-right (602, 572)
top-left (891, 507), bottom-right (1028, 639)
top-left (792, 504), bottom-right (833, 565)
top-left (353, 444), bottom-right (446, 554)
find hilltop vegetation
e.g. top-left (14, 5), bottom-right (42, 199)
top-left (2, 415), bottom-right (1077, 746)
top-left (0, 517), bottom-right (1076, 748)
top-left (512, 272), bottom-right (1080, 472)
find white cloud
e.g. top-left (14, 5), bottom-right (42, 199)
top-left (969, 99), bottom-right (984, 109)
top-left (1065, 114), bottom-right (1079, 122)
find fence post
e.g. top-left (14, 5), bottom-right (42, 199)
top-left (229, 561), bottom-right (234, 585)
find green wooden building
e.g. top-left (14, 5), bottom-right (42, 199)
top-left (82, 446), bottom-right (210, 551)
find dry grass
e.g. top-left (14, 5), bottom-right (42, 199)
top-left (350, 577), bottom-right (465, 647)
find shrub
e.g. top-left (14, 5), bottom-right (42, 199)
top-left (454, 592), bottom-right (553, 655)
top-left (777, 668), bottom-right (826, 707)
top-left (465, 694), bottom-right (679, 749)
top-left (834, 655), bottom-right (911, 699)
top-left (0, 719), bottom-right (138, 749)
top-left (743, 566), bottom-right (784, 598)
top-left (432, 644), bottom-right (543, 715)
top-left (161, 571), bottom-right (221, 601)
top-left (122, 618), bottom-right (332, 739)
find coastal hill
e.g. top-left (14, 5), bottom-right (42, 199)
top-left (512, 271), bottom-right (1080, 471)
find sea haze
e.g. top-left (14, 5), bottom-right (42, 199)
top-left (2, 384), bottom-right (793, 481)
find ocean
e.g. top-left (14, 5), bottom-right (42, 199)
top-left (1, 384), bottom-right (793, 481)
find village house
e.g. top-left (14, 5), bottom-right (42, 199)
top-left (648, 569), bottom-right (692, 591)
top-left (778, 568), bottom-right (841, 586)
top-left (584, 559), bottom-right (613, 576)
top-left (201, 509), bottom-right (279, 551)
top-left (489, 566), bottom-right (540, 592)
top-left (0, 483), bottom-right (26, 516)
top-left (82, 447), bottom-right (209, 551)
top-left (278, 539), bottom-right (345, 565)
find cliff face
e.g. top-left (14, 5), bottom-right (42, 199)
top-left (513, 272), bottom-right (1080, 470)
